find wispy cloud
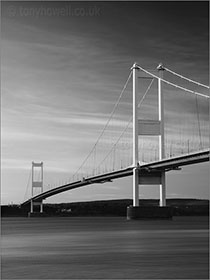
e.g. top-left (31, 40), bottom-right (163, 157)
top-left (1, 159), bottom-right (33, 171)
top-left (2, 130), bottom-right (71, 142)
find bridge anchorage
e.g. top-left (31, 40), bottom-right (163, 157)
top-left (22, 62), bottom-right (209, 219)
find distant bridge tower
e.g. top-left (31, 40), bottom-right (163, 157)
top-left (30, 162), bottom-right (44, 215)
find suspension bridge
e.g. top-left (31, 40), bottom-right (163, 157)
top-left (22, 62), bottom-right (209, 218)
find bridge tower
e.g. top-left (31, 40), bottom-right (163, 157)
top-left (29, 162), bottom-right (44, 215)
top-left (127, 62), bottom-right (170, 219)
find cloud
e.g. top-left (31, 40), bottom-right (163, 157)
top-left (33, 112), bottom-right (131, 130)
top-left (1, 159), bottom-right (33, 171)
top-left (2, 130), bottom-right (71, 142)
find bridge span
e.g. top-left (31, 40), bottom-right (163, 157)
top-left (22, 149), bottom-right (209, 207)
top-left (22, 62), bottom-right (209, 218)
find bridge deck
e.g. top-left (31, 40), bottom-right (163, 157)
top-left (22, 149), bottom-right (209, 206)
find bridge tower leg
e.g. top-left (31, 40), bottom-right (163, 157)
top-left (157, 64), bottom-right (166, 207)
top-left (132, 62), bottom-right (139, 207)
top-left (30, 199), bottom-right (33, 213)
top-left (29, 162), bottom-right (44, 216)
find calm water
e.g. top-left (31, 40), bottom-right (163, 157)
top-left (1, 216), bottom-right (209, 279)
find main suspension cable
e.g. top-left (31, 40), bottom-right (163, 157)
top-left (136, 64), bottom-right (209, 99)
top-left (164, 67), bottom-right (209, 89)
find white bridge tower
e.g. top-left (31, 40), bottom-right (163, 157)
top-left (129, 62), bottom-right (167, 218)
top-left (30, 162), bottom-right (44, 214)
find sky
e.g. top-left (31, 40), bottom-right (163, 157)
top-left (1, 1), bottom-right (209, 205)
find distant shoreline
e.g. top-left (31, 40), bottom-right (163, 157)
top-left (1, 198), bottom-right (209, 217)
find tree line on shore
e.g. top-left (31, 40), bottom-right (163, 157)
top-left (1, 199), bottom-right (209, 217)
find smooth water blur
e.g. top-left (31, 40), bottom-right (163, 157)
top-left (1, 216), bottom-right (209, 279)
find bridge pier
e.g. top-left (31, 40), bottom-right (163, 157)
top-left (30, 199), bottom-right (33, 213)
top-left (127, 205), bottom-right (172, 220)
top-left (160, 172), bottom-right (166, 207)
top-left (127, 169), bottom-right (171, 219)
top-left (40, 201), bottom-right (43, 213)
top-left (28, 200), bottom-right (44, 216)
